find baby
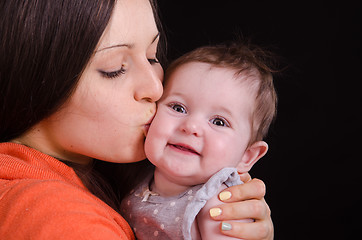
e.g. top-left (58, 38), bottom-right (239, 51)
top-left (121, 42), bottom-right (277, 239)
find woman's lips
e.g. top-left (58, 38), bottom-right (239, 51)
top-left (168, 143), bottom-right (201, 156)
top-left (143, 124), bottom-right (150, 137)
top-left (143, 115), bottom-right (155, 136)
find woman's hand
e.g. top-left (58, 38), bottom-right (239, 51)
top-left (210, 173), bottom-right (273, 239)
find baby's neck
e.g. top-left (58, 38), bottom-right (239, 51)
top-left (151, 168), bottom-right (191, 197)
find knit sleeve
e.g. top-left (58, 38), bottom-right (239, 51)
top-left (0, 179), bottom-right (135, 240)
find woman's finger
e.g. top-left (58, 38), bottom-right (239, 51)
top-left (213, 177), bottom-right (273, 239)
top-left (209, 199), bottom-right (273, 240)
top-left (239, 172), bottom-right (252, 183)
top-left (219, 220), bottom-right (274, 240)
top-left (209, 199), bottom-right (270, 221)
top-left (218, 178), bottom-right (266, 203)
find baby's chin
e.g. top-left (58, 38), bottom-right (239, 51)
top-left (163, 168), bottom-right (209, 186)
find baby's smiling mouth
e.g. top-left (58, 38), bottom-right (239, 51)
top-left (168, 143), bottom-right (201, 156)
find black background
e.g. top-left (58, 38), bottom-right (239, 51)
top-left (158, 1), bottom-right (361, 239)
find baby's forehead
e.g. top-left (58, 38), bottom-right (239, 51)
top-left (163, 61), bottom-right (258, 105)
top-left (167, 61), bottom-right (257, 83)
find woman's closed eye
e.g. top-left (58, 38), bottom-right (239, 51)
top-left (148, 58), bottom-right (159, 65)
top-left (99, 67), bottom-right (126, 79)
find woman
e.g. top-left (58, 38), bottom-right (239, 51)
top-left (0, 0), bottom-right (273, 239)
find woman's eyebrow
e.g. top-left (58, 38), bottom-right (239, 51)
top-left (96, 43), bottom-right (133, 53)
top-left (96, 32), bottom-right (160, 53)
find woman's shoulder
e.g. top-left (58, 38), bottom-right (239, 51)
top-left (0, 177), bottom-right (113, 217)
top-left (0, 178), bottom-right (134, 239)
top-left (0, 142), bottom-right (135, 240)
top-left (0, 142), bottom-right (86, 187)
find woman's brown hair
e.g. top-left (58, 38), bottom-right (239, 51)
top-left (0, 0), bottom-right (165, 212)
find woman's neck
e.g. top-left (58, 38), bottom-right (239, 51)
top-left (11, 124), bottom-right (92, 165)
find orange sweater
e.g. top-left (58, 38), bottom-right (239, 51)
top-left (0, 142), bottom-right (135, 240)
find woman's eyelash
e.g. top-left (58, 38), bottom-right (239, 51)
top-left (148, 58), bottom-right (159, 64)
top-left (99, 58), bottom-right (158, 79)
top-left (99, 67), bottom-right (126, 79)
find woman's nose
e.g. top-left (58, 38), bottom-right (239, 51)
top-left (134, 60), bottom-right (163, 103)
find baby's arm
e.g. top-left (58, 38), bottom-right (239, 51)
top-left (196, 184), bottom-right (252, 240)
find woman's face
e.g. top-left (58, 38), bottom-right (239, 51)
top-left (38, 0), bottom-right (163, 164)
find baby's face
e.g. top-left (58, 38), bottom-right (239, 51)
top-left (145, 62), bottom-right (256, 186)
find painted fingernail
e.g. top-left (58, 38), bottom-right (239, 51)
top-left (221, 222), bottom-right (232, 231)
top-left (209, 208), bottom-right (222, 217)
top-left (219, 191), bottom-right (232, 201)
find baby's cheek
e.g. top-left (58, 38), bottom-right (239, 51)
top-left (206, 137), bottom-right (230, 157)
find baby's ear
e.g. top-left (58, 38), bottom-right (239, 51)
top-left (236, 141), bottom-right (268, 173)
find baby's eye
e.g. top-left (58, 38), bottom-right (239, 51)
top-left (169, 103), bottom-right (187, 114)
top-left (210, 117), bottom-right (230, 127)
